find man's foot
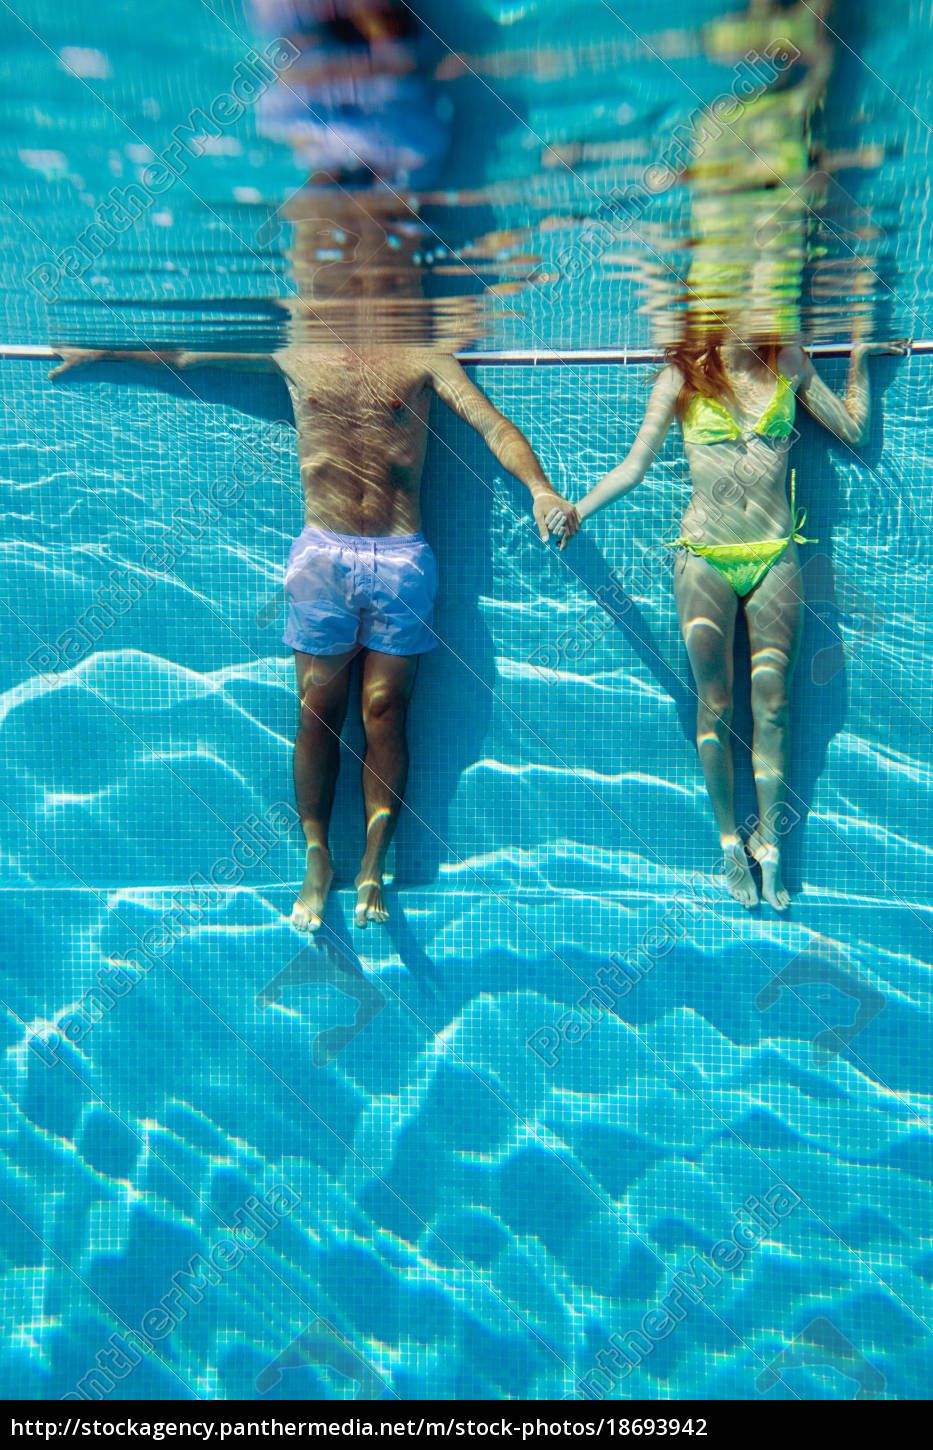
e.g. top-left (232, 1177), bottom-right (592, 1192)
top-left (749, 831), bottom-right (792, 911)
top-left (291, 844), bottom-right (334, 932)
top-left (354, 873), bottom-right (389, 928)
top-left (722, 838), bottom-right (759, 909)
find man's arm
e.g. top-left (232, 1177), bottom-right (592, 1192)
top-left (49, 347), bottom-right (281, 380)
top-left (428, 354), bottom-right (580, 547)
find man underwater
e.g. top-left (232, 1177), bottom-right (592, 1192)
top-left (50, 199), bottom-right (579, 931)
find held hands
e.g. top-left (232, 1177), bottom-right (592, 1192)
top-left (534, 491), bottom-right (580, 551)
top-left (547, 465), bottom-right (627, 541)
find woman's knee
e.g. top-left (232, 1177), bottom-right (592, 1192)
top-left (751, 676), bottom-right (790, 727)
top-left (698, 684), bottom-right (733, 731)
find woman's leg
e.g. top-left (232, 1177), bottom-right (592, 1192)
top-left (743, 546), bottom-right (804, 910)
top-left (673, 551), bottom-right (757, 906)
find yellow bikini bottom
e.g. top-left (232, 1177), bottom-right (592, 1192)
top-left (665, 528), bottom-right (812, 597)
top-left (666, 472), bottom-right (814, 598)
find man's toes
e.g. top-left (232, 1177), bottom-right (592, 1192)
top-left (291, 904), bottom-right (322, 932)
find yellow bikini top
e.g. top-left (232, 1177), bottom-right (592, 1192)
top-left (681, 373), bottom-right (796, 445)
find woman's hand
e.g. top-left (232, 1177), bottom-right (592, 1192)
top-left (545, 503), bottom-right (569, 544)
top-left (851, 339), bottom-right (910, 361)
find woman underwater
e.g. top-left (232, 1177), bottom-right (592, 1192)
top-left (549, 338), bottom-right (901, 910)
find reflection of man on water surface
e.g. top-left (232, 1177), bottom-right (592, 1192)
top-left (50, 196), bottom-right (580, 934)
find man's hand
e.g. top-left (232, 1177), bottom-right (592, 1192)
top-left (535, 492), bottom-right (580, 551)
top-left (48, 347), bottom-right (105, 380)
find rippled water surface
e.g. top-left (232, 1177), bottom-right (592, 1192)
top-left (1, 0), bottom-right (931, 348)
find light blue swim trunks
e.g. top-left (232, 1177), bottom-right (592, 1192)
top-left (283, 526), bottom-right (438, 657)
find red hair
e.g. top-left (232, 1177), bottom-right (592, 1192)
top-left (662, 339), bottom-right (784, 420)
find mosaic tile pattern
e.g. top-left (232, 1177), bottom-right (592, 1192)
top-left (0, 355), bottom-right (931, 1399)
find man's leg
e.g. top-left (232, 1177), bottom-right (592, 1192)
top-left (291, 648), bottom-right (356, 931)
top-left (355, 648), bottom-right (419, 927)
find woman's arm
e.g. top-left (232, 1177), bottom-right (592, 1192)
top-left (791, 342), bottom-right (904, 445)
top-left (570, 366), bottom-right (679, 524)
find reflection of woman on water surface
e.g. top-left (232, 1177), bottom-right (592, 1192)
top-left (550, 337), bottom-right (902, 910)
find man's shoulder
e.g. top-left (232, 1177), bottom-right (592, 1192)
top-left (272, 343), bottom-right (302, 377)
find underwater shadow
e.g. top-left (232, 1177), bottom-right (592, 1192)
top-left (782, 392), bottom-right (894, 886)
top-left (55, 359), bottom-right (295, 429)
top-left (389, 421), bottom-right (497, 887)
top-left (560, 532), bottom-right (697, 743)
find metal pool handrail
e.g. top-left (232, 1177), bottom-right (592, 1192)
top-left (456, 343), bottom-right (930, 363)
top-left (1, 342), bottom-right (929, 363)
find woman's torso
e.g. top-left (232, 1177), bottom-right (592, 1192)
top-left (678, 365), bottom-right (800, 546)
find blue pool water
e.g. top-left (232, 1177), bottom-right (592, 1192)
top-left (1, 0), bottom-right (933, 1408)
top-left (2, 352), bottom-right (932, 1401)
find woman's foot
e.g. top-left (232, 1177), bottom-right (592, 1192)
top-left (748, 831), bottom-right (792, 911)
top-left (722, 837), bottom-right (759, 908)
top-left (354, 872), bottom-right (389, 928)
top-left (291, 844), bottom-right (334, 932)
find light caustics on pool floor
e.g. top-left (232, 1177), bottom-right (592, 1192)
top-left (1, 344), bottom-right (932, 1399)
